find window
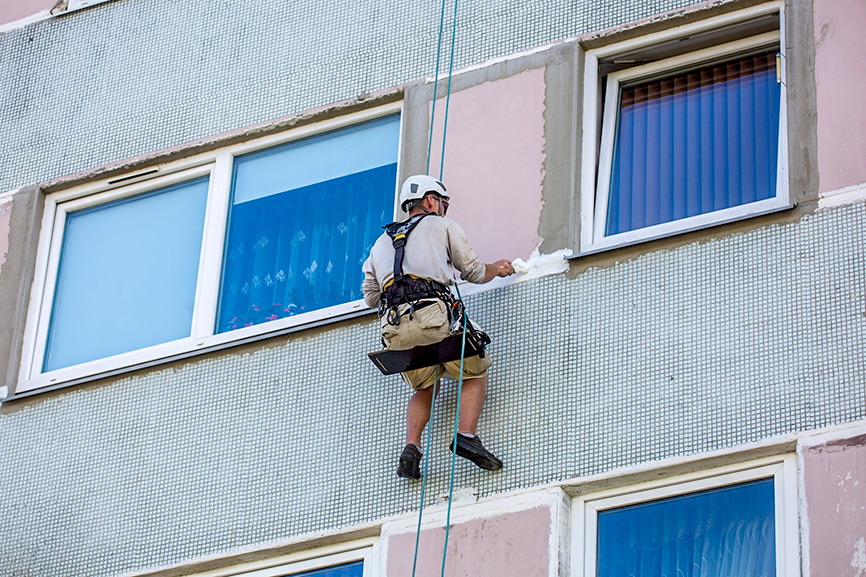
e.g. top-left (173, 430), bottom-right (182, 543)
top-left (579, 3), bottom-right (789, 254)
top-left (573, 458), bottom-right (799, 577)
top-left (217, 117), bottom-right (397, 333)
top-left (598, 479), bottom-right (775, 576)
top-left (43, 177), bottom-right (208, 372)
top-left (20, 106), bottom-right (400, 392)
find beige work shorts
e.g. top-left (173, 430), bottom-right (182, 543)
top-left (381, 299), bottom-right (492, 390)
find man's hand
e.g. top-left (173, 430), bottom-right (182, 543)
top-left (482, 259), bottom-right (515, 282)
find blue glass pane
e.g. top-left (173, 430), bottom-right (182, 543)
top-left (44, 178), bottom-right (209, 372)
top-left (607, 51), bottom-right (781, 236)
top-left (217, 115), bottom-right (398, 333)
top-left (294, 560), bottom-right (363, 577)
top-left (597, 478), bottom-right (776, 577)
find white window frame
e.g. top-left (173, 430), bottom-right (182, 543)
top-left (579, 2), bottom-right (790, 255)
top-left (571, 456), bottom-right (800, 577)
top-left (18, 102), bottom-right (403, 393)
top-left (181, 538), bottom-right (375, 577)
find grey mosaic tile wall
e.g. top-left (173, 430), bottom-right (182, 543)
top-left (1, 203), bottom-right (864, 576)
top-left (0, 0), bottom-right (701, 193)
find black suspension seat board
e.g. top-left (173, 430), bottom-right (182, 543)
top-left (368, 333), bottom-right (486, 375)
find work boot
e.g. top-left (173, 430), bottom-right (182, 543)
top-left (449, 434), bottom-right (503, 470)
top-left (397, 444), bottom-right (422, 480)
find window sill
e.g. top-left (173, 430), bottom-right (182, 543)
top-left (5, 303), bottom-right (377, 402)
top-left (570, 198), bottom-right (794, 260)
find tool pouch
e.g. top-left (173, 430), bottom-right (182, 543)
top-left (448, 300), bottom-right (491, 356)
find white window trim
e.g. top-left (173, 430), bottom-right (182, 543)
top-left (579, 2), bottom-right (790, 255)
top-left (179, 538), bottom-right (375, 577)
top-left (571, 456), bottom-right (800, 577)
top-left (18, 102), bottom-right (403, 393)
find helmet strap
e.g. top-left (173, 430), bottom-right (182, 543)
top-left (425, 193), bottom-right (446, 217)
top-left (413, 195), bottom-right (443, 217)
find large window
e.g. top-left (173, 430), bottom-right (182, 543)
top-left (579, 3), bottom-right (789, 254)
top-left (574, 459), bottom-right (798, 577)
top-left (20, 107), bottom-right (400, 392)
top-left (217, 117), bottom-right (397, 333)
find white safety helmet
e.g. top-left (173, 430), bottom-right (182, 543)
top-left (399, 174), bottom-right (449, 212)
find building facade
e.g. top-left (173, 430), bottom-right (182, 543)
top-left (1, 0), bottom-right (865, 575)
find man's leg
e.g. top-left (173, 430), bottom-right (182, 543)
top-left (457, 374), bottom-right (487, 435)
top-left (450, 373), bottom-right (502, 470)
top-left (398, 379), bottom-right (439, 480)
top-left (406, 381), bottom-right (439, 446)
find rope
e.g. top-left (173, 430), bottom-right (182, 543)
top-left (424, 0), bottom-right (448, 176)
top-left (437, 0), bottom-right (459, 181)
top-left (408, 308), bottom-right (469, 577)
top-left (440, 284), bottom-right (468, 576)
top-left (425, 0), bottom-right (460, 181)
top-left (410, 366), bottom-right (439, 577)
top-left (411, 0), bottom-right (465, 574)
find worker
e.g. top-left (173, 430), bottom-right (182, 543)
top-left (362, 174), bottom-right (515, 480)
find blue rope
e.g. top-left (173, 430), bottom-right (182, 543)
top-left (407, 297), bottom-right (471, 577)
top-left (440, 284), bottom-right (468, 576)
top-left (411, 0), bottom-right (464, 573)
top-left (437, 0), bottom-right (459, 181)
top-left (425, 0), bottom-right (459, 180)
top-left (410, 366), bottom-right (438, 577)
top-left (424, 0), bottom-right (448, 175)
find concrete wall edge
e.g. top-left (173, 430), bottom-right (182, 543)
top-left (0, 185), bottom-right (44, 394)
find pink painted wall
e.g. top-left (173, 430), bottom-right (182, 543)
top-left (802, 435), bottom-right (866, 576)
top-left (428, 68), bottom-right (546, 263)
top-left (0, 200), bottom-right (11, 276)
top-left (0, 0), bottom-right (55, 25)
top-left (386, 506), bottom-right (551, 577)
top-left (814, 0), bottom-right (866, 192)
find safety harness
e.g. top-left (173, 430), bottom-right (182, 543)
top-left (379, 214), bottom-right (454, 326)
top-left (376, 213), bottom-right (490, 354)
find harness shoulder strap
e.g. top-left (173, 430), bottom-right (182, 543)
top-left (385, 213), bottom-right (429, 284)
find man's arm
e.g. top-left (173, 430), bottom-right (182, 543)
top-left (362, 271), bottom-right (381, 309)
top-left (481, 259), bottom-right (515, 283)
top-left (361, 251), bottom-right (383, 309)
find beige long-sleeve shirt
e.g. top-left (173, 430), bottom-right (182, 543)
top-left (361, 215), bottom-right (486, 309)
